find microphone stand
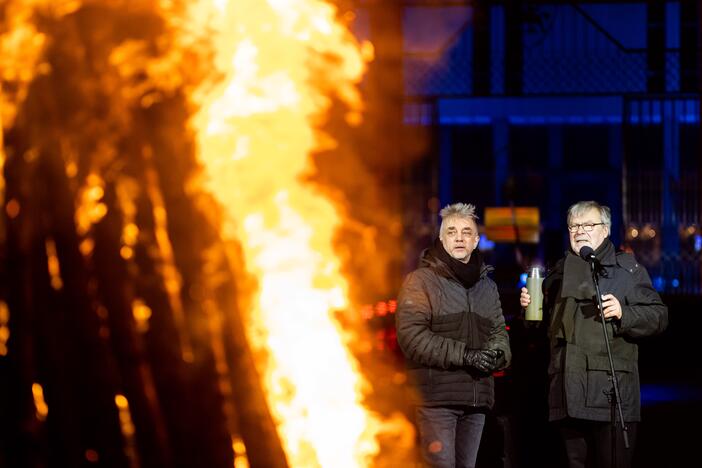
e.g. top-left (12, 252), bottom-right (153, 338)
top-left (588, 260), bottom-right (630, 467)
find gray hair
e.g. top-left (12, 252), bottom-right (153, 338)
top-left (567, 201), bottom-right (611, 230)
top-left (439, 202), bottom-right (479, 239)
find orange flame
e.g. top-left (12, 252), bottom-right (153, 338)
top-left (0, 0), bottom-right (50, 221)
top-left (183, 0), bottom-right (399, 466)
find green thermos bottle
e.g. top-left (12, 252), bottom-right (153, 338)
top-left (525, 266), bottom-right (544, 321)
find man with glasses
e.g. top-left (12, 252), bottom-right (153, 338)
top-left (520, 200), bottom-right (667, 468)
top-left (397, 202), bottom-right (511, 468)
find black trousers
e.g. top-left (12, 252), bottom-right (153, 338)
top-left (556, 418), bottom-right (638, 468)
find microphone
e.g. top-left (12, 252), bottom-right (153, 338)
top-left (579, 246), bottom-right (597, 263)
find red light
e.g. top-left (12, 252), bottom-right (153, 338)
top-left (388, 299), bottom-right (397, 313)
top-left (375, 301), bottom-right (388, 317)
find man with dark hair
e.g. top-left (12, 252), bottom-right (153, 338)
top-left (397, 202), bottom-right (511, 468)
top-left (520, 200), bottom-right (668, 468)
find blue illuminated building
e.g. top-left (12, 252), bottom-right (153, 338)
top-left (359, 0), bottom-right (701, 294)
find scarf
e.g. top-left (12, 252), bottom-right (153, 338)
top-left (551, 239), bottom-right (616, 341)
top-left (561, 239), bottom-right (616, 300)
top-left (429, 238), bottom-right (482, 289)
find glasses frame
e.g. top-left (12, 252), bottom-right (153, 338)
top-left (567, 222), bottom-right (605, 233)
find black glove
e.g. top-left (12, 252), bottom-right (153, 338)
top-left (463, 348), bottom-right (500, 373)
top-left (491, 349), bottom-right (505, 368)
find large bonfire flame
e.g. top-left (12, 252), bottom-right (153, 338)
top-left (1, 0), bottom-right (414, 466)
top-left (183, 1), bottom-right (403, 466)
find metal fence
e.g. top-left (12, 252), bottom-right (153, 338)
top-left (623, 95), bottom-right (701, 296)
top-left (404, 3), bottom-right (694, 97)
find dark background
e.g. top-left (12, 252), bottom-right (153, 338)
top-left (359, 1), bottom-right (702, 466)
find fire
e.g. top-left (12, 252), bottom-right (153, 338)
top-left (0, 0), bottom-right (48, 215)
top-left (0, 0), bottom-right (414, 465)
top-left (184, 0), bottom-right (390, 466)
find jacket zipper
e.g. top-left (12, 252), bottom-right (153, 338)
top-left (466, 289), bottom-right (477, 406)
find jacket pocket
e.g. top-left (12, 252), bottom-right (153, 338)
top-left (585, 355), bottom-right (634, 408)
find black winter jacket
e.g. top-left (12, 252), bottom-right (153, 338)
top-left (396, 250), bottom-right (511, 408)
top-left (544, 248), bottom-right (668, 422)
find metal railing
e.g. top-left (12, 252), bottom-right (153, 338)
top-left (403, 3), bottom-right (697, 97)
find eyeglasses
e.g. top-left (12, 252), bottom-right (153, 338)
top-left (567, 222), bottom-right (605, 233)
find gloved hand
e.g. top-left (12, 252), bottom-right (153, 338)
top-left (463, 348), bottom-right (501, 373)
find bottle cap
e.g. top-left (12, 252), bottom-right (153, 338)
top-left (528, 266), bottom-right (544, 278)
